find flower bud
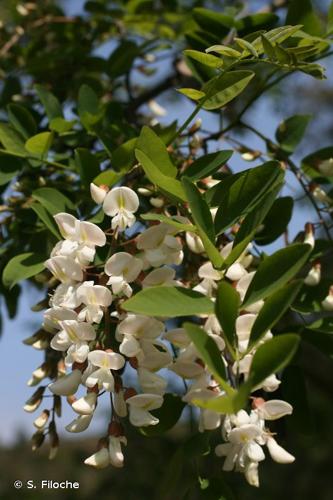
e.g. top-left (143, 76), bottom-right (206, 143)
top-left (33, 410), bottom-right (50, 430)
top-left (31, 430), bottom-right (45, 451)
top-left (90, 183), bottom-right (109, 204)
top-left (318, 158), bottom-right (333, 176)
top-left (24, 386), bottom-right (45, 413)
top-left (304, 263), bottom-right (321, 286)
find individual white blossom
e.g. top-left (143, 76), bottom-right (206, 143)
top-left (126, 393), bottom-right (163, 426)
top-left (76, 281), bottom-right (112, 323)
top-left (136, 223), bottom-right (183, 268)
top-left (105, 252), bottom-right (142, 297)
top-left (85, 350), bottom-right (125, 391)
top-left (103, 186), bottom-right (139, 231)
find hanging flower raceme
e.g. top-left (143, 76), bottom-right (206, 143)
top-left (24, 153), bottom-right (299, 488)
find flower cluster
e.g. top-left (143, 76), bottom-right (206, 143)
top-left (23, 181), bottom-right (300, 487)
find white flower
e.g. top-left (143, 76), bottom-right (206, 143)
top-left (266, 436), bottom-right (295, 464)
top-left (72, 391), bottom-right (97, 415)
top-left (85, 350), bottom-right (125, 391)
top-left (322, 286), bottom-right (333, 311)
top-left (138, 367), bottom-right (167, 395)
top-left (65, 414), bottom-right (93, 433)
top-left (54, 213), bottom-right (106, 247)
top-left (137, 224), bottom-right (183, 268)
top-left (109, 436), bottom-right (127, 468)
top-left (84, 447), bottom-right (110, 469)
top-left (49, 369), bottom-right (82, 396)
top-left (142, 266), bottom-right (178, 288)
top-left (304, 263), bottom-right (321, 286)
top-left (116, 314), bottom-right (165, 358)
top-left (148, 99), bottom-right (167, 116)
top-left (50, 283), bottom-right (81, 309)
top-left (51, 239), bottom-right (96, 267)
top-left (76, 281), bottom-right (112, 323)
top-left (105, 252), bottom-right (142, 297)
top-left (50, 320), bottom-right (96, 365)
top-left (90, 183), bottom-right (109, 204)
top-left (43, 307), bottom-right (77, 332)
top-left (137, 340), bottom-right (172, 371)
top-left (45, 256), bottom-right (83, 283)
top-left (186, 232), bottom-right (205, 254)
top-left (164, 328), bottom-right (190, 349)
top-left (103, 187), bottom-right (139, 231)
top-left (126, 393), bottom-right (163, 426)
top-left (236, 272), bottom-right (264, 313)
top-left (255, 399), bottom-right (293, 420)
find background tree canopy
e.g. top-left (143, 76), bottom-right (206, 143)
top-left (1, 1), bottom-right (333, 499)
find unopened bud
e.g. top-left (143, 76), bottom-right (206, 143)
top-left (24, 386), bottom-right (46, 413)
top-left (33, 410), bottom-right (50, 430)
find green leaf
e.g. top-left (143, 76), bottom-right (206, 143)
top-left (2, 253), bottom-right (46, 289)
top-left (206, 45), bottom-right (241, 58)
top-left (193, 379), bottom-right (251, 414)
top-left (184, 150), bottom-right (233, 181)
top-left (31, 203), bottom-right (61, 239)
top-left (213, 161), bottom-right (283, 234)
top-left (249, 280), bottom-right (303, 348)
top-left (251, 25), bottom-right (303, 54)
top-left (93, 170), bottom-right (123, 187)
top-left (135, 149), bottom-right (186, 202)
top-left (141, 213), bottom-right (195, 232)
top-left (7, 104), bottom-right (37, 140)
top-left (286, 0), bottom-right (323, 36)
top-left (35, 85), bottom-right (63, 121)
top-left (276, 114), bottom-right (312, 153)
top-left (123, 286), bottom-right (214, 317)
top-left (78, 84), bottom-right (102, 130)
top-left (243, 244), bottom-right (311, 307)
top-left (193, 8), bottom-right (234, 37)
top-left (184, 323), bottom-right (231, 391)
top-left (234, 37), bottom-right (258, 57)
top-left (215, 281), bottom-right (239, 355)
top-left (32, 187), bottom-right (75, 215)
top-left (202, 70), bottom-right (255, 110)
top-left (181, 177), bottom-right (215, 242)
top-left (75, 148), bottom-right (101, 187)
top-left (108, 40), bottom-right (139, 78)
top-left (137, 126), bottom-right (177, 177)
top-left (0, 123), bottom-right (27, 156)
top-left (25, 132), bottom-right (53, 158)
top-left (261, 34), bottom-right (276, 59)
top-left (112, 137), bottom-right (137, 172)
top-left (232, 183), bottom-right (283, 250)
top-left (182, 177), bottom-right (223, 269)
top-left (249, 334), bottom-right (300, 388)
top-left (140, 394), bottom-right (185, 436)
top-left (236, 13), bottom-right (278, 36)
top-left (255, 197), bottom-right (293, 245)
top-left (177, 88), bottom-right (206, 101)
top-left (184, 50), bottom-right (223, 68)
top-left (0, 155), bottom-right (21, 185)
top-left (49, 117), bottom-right (75, 134)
